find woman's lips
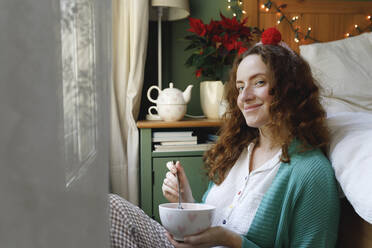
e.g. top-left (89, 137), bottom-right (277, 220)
top-left (244, 104), bottom-right (262, 112)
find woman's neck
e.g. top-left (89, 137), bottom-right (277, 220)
top-left (257, 127), bottom-right (280, 151)
top-left (249, 127), bottom-right (282, 172)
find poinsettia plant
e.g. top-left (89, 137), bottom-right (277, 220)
top-left (185, 13), bottom-right (253, 81)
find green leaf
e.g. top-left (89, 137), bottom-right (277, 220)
top-left (203, 46), bottom-right (216, 56)
top-left (184, 35), bottom-right (198, 40)
top-left (194, 56), bottom-right (205, 68)
top-left (184, 35), bottom-right (206, 44)
top-left (184, 43), bottom-right (200, 51)
top-left (185, 54), bottom-right (197, 67)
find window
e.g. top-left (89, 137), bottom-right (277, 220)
top-left (60, 0), bottom-right (97, 187)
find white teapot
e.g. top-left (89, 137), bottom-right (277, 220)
top-left (147, 82), bottom-right (193, 121)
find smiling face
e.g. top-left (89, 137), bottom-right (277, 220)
top-left (236, 54), bottom-right (273, 128)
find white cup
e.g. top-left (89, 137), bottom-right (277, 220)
top-left (148, 104), bottom-right (186, 121)
top-left (148, 106), bottom-right (159, 117)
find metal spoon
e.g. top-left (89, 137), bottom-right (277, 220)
top-left (174, 160), bottom-right (183, 209)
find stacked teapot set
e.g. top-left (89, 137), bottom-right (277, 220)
top-left (147, 83), bottom-right (193, 121)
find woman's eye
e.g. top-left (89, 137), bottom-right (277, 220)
top-left (237, 86), bottom-right (244, 92)
top-left (255, 80), bottom-right (265, 87)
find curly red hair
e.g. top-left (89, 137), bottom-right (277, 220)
top-left (204, 44), bottom-right (330, 185)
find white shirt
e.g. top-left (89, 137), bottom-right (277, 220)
top-left (205, 143), bottom-right (282, 237)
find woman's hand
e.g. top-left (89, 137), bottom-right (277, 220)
top-left (162, 161), bottom-right (195, 203)
top-left (165, 226), bottom-right (242, 248)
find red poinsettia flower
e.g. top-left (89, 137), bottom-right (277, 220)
top-left (240, 17), bottom-right (248, 26)
top-left (212, 34), bottom-right (222, 43)
top-left (187, 17), bottom-right (207, 37)
top-left (221, 34), bottom-right (243, 52)
top-left (195, 68), bottom-right (203, 78)
top-left (206, 20), bottom-right (223, 36)
top-left (225, 40), bottom-right (242, 52)
top-left (222, 34), bottom-right (233, 51)
top-left (238, 46), bottom-right (248, 55)
top-left (219, 14), bottom-right (251, 39)
top-left (261, 27), bottom-right (282, 45)
top-left (184, 14), bottom-right (253, 80)
top-left (219, 13), bottom-right (241, 32)
top-left (239, 21), bottom-right (252, 37)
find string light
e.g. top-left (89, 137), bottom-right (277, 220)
top-left (261, 0), bottom-right (372, 44)
top-left (305, 27), bottom-right (312, 39)
top-left (355, 24), bottom-right (361, 33)
top-left (277, 15), bottom-right (284, 24)
top-left (263, 0), bottom-right (272, 11)
top-left (290, 16), bottom-right (299, 23)
top-left (226, 0), bottom-right (245, 20)
top-left (294, 28), bottom-right (300, 43)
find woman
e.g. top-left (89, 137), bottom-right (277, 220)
top-left (162, 27), bottom-right (340, 247)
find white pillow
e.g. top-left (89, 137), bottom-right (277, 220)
top-left (300, 33), bottom-right (372, 114)
top-left (326, 112), bottom-right (372, 224)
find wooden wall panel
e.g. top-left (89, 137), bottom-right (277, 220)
top-left (243, 0), bottom-right (259, 26)
top-left (268, 0), bottom-right (372, 14)
top-left (242, 0), bottom-right (372, 52)
top-left (242, 0), bottom-right (263, 44)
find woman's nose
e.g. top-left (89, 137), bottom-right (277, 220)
top-left (241, 86), bottom-right (255, 100)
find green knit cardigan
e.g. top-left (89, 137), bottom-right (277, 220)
top-left (202, 141), bottom-right (340, 247)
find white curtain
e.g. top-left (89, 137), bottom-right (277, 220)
top-left (110, 0), bottom-right (148, 205)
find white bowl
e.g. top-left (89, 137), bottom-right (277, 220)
top-left (159, 203), bottom-right (216, 241)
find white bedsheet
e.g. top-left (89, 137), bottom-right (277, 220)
top-left (326, 112), bottom-right (372, 224)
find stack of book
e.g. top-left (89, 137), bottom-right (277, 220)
top-left (152, 131), bottom-right (213, 152)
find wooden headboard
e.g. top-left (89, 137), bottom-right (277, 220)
top-left (242, 0), bottom-right (372, 52)
top-left (241, 0), bottom-right (372, 247)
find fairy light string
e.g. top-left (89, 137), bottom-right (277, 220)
top-left (225, 0), bottom-right (372, 42)
top-left (258, 0), bottom-right (372, 43)
top-left (226, 0), bottom-right (246, 20)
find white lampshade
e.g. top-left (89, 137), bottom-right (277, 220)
top-left (150, 0), bottom-right (190, 21)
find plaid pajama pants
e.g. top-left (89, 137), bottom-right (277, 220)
top-left (109, 194), bottom-right (174, 248)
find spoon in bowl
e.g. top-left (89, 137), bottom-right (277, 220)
top-left (173, 160), bottom-right (183, 210)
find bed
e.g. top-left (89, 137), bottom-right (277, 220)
top-left (242, 0), bottom-right (372, 247)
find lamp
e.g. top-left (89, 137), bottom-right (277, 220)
top-left (146, 0), bottom-right (190, 120)
top-left (151, 0), bottom-right (190, 90)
